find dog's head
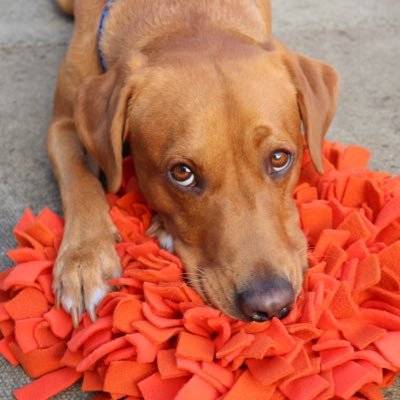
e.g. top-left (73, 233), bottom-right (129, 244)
top-left (75, 39), bottom-right (339, 321)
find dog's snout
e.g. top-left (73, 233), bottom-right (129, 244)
top-left (237, 276), bottom-right (295, 322)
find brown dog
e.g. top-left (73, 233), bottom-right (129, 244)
top-left (49, 0), bottom-right (339, 326)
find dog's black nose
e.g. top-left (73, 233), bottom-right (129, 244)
top-left (237, 276), bottom-right (295, 322)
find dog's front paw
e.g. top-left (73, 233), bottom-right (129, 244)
top-left (147, 215), bottom-right (174, 252)
top-left (53, 236), bottom-right (121, 327)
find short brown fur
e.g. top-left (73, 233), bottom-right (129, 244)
top-left (49, 0), bottom-right (339, 325)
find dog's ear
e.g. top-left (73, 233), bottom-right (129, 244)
top-left (285, 52), bottom-right (339, 174)
top-left (75, 55), bottom-right (146, 193)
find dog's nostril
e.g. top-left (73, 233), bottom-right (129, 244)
top-left (252, 311), bottom-right (270, 322)
top-left (278, 306), bottom-right (291, 320)
top-left (237, 276), bottom-right (295, 322)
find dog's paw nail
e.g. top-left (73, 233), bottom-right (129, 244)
top-left (114, 232), bottom-right (122, 243)
top-left (62, 296), bottom-right (74, 314)
top-left (158, 231), bottom-right (174, 252)
top-left (55, 290), bottom-right (61, 309)
top-left (146, 215), bottom-right (162, 236)
top-left (147, 216), bottom-right (174, 251)
top-left (86, 287), bottom-right (108, 321)
top-left (71, 307), bottom-right (80, 328)
top-left (87, 305), bottom-right (97, 322)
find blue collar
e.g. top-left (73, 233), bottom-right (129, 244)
top-left (98, 0), bottom-right (114, 70)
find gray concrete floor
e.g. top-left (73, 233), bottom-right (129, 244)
top-left (0, 1), bottom-right (399, 398)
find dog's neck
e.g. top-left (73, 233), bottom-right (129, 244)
top-left (100, 0), bottom-right (271, 69)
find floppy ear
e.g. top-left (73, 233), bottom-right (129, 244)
top-left (286, 53), bottom-right (339, 174)
top-left (75, 55), bottom-right (146, 193)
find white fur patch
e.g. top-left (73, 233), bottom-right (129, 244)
top-left (158, 230), bottom-right (174, 252)
top-left (62, 297), bottom-right (74, 313)
top-left (90, 287), bottom-right (108, 307)
top-left (147, 215), bottom-right (174, 252)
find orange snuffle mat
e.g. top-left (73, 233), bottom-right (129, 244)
top-left (1, 140), bottom-right (400, 400)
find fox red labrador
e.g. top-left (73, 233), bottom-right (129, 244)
top-left (49, 0), bottom-right (339, 326)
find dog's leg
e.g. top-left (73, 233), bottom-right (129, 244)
top-left (47, 4), bottom-right (121, 326)
top-left (48, 116), bottom-right (121, 326)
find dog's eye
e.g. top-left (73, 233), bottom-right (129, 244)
top-left (169, 164), bottom-right (197, 187)
top-left (269, 150), bottom-right (293, 175)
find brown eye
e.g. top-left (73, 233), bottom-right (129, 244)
top-left (169, 164), bottom-right (196, 187)
top-left (270, 150), bottom-right (293, 174)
